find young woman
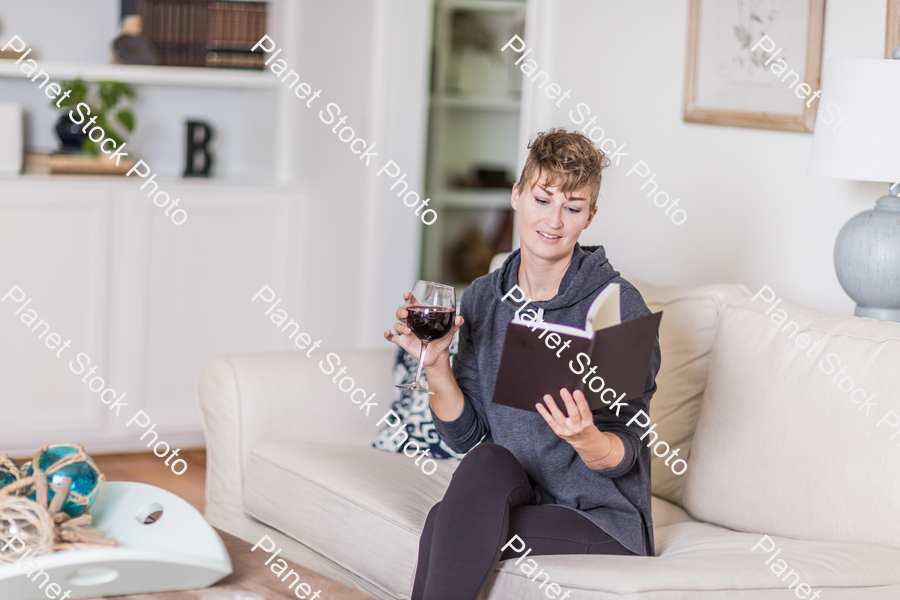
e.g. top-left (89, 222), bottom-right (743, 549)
top-left (384, 129), bottom-right (661, 600)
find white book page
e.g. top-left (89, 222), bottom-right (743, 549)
top-left (586, 283), bottom-right (621, 332)
top-left (510, 319), bottom-right (593, 339)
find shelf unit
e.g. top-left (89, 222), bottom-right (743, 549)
top-left (0, 60), bottom-right (279, 90)
top-left (430, 94), bottom-right (520, 112)
top-left (0, 0), bottom-right (293, 183)
top-left (436, 189), bottom-right (513, 210)
top-left (421, 0), bottom-right (526, 287)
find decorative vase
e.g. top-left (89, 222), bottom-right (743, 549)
top-left (0, 455), bottom-right (20, 489)
top-left (55, 113), bottom-right (86, 151)
top-left (834, 193), bottom-right (900, 321)
top-left (25, 444), bottom-right (102, 517)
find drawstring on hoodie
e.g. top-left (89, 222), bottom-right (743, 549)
top-left (495, 245), bottom-right (621, 326)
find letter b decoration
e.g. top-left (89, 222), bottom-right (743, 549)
top-left (184, 120), bottom-right (213, 177)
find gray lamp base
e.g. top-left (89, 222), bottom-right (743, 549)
top-left (834, 189), bottom-right (900, 323)
top-left (854, 305), bottom-right (900, 321)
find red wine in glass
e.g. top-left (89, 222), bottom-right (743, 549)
top-left (405, 306), bottom-right (456, 342)
top-left (397, 281), bottom-right (456, 395)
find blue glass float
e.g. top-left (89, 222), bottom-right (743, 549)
top-left (0, 456), bottom-right (20, 490)
top-left (26, 445), bottom-right (102, 517)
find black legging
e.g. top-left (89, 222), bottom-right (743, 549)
top-left (411, 443), bottom-right (635, 600)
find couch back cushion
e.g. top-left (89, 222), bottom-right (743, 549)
top-left (631, 281), bottom-right (748, 505)
top-left (682, 290), bottom-right (900, 548)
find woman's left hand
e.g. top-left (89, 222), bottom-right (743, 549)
top-left (536, 388), bottom-right (623, 470)
top-left (535, 388), bottom-right (598, 446)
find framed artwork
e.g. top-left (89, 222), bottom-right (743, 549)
top-left (887, 0), bottom-right (900, 58)
top-left (683, 0), bottom-right (826, 133)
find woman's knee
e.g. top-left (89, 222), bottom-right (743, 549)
top-left (425, 501), bottom-right (441, 525)
top-left (463, 442), bottom-right (517, 466)
top-left (453, 443), bottom-right (525, 483)
top-left (465, 442), bottom-right (519, 462)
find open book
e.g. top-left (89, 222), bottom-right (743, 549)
top-left (491, 283), bottom-right (662, 413)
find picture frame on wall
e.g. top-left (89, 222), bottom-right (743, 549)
top-left (886, 0), bottom-right (900, 58)
top-left (683, 0), bottom-right (826, 133)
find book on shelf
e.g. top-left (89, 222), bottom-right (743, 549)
top-left (23, 150), bottom-right (50, 175)
top-left (139, 0), bottom-right (268, 69)
top-left (0, 48), bottom-right (29, 61)
top-left (208, 2), bottom-right (267, 50)
top-left (206, 51), bottom-right (265, 69)
top-left (44, 152), bottom-right (134, 176)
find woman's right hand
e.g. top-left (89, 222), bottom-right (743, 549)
top-left (383, 292), bottom-right (463, 368)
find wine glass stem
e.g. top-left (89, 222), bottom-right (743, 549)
top-left (413, 342), bottom-right (429, 387)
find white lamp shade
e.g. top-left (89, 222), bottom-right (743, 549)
top-left (807, 58), bottom-right (900, 183)
top-left (0, 102), bottom-right (23, 176)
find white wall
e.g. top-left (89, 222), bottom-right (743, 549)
top-left (359, 0), bottom-right (432, 348)
top-left (524, 0), bottom-right (890, 315)
top-left (290, 0), bottom-right (429, 349)
top-left (0, 0), bottom-right (118, 64)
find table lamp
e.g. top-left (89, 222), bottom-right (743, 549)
top-left (808, 54), bottom-right (900, 321)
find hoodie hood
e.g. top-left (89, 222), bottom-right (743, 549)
top-left (489, 244), bottom-right (620, 314)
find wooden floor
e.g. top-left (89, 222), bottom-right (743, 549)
top-left (93, 449), bottom-right (208, 513)
top-left (14, 449), bottom-right (209, 513)
top-left (97, 529), bottom-right (375, 600)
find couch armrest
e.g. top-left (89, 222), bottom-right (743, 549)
top-left (197, 349), bottom-right (397, 524)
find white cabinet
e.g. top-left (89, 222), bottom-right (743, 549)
top-left (0, 188), bottom-right (112, 446)
top-left (0, 177), bottom-right (302, 455)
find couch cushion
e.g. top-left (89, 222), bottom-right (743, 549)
top-left (631, 282), bottom-right (748, 505)
top-left (243, 442), bottom-right (900, 599)
top-left (243, 441), bottom-right (457, 600)
top-left (485, 509), bottom-right (900, 599)
top-left (682, 291), bottom-right (900, 549)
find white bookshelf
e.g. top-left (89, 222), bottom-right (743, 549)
top-left (0, 0), bottom-right (292, 183)
top-left (421, 0), bottom-right (526, 286)
top-left (0, 60), bottom-right (279, 90)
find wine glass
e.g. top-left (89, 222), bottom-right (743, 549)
top-left (397, 280), bottom-right (456, 395)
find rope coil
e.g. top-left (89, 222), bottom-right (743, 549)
top-left (0, 444), bottom-right (117, 562)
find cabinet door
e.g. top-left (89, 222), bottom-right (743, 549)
top-left (0, 183), bottom-right (301, 454)
top-left (0, 187), bottom-right (113, 452)
top-left (108, 187), bottom-right (301, 445)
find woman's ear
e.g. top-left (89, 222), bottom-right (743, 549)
top-left (584, 205), bottom-right (598, 229)
top-left (511, 182), bottom-right (520, 210)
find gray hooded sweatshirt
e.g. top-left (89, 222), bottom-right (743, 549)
top-left (432, 244), bottom-right (661, 557)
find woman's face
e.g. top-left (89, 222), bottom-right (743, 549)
top-left (511, 174), bottom-right (597, 263)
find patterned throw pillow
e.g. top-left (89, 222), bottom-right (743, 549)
top-left (372, 330), bottom-right (464, 460)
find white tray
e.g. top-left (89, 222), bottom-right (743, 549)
top-left (0, 481), bottom-right (232, 599)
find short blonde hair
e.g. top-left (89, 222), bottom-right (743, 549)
top-left (517, 128), bottom-right (609, 210)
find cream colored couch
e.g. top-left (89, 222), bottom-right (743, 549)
top-left (197, 281), bottom-right (900, 599)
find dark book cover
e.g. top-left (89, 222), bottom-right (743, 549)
top-left (491, 284), bottom-right (662, 414)
top-left (208, 1), bottom-right (268, 50)
top-left (142, 0), bottom-right (210, 67)
top-left (206, 50), bottom-right (265, 69)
